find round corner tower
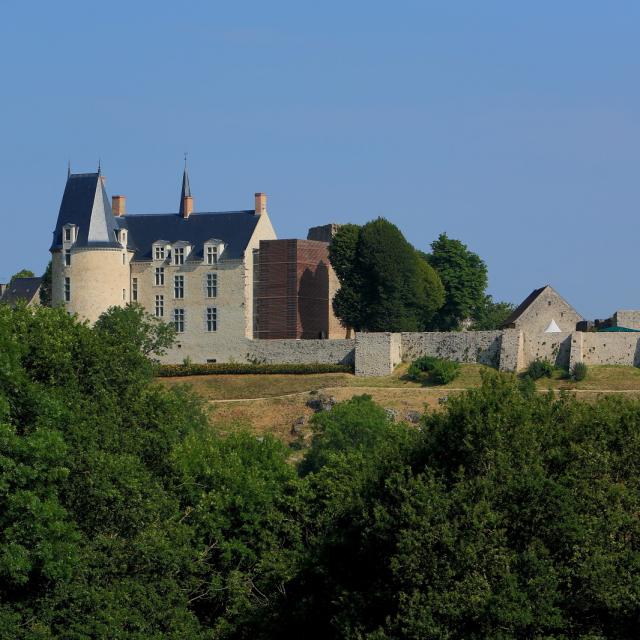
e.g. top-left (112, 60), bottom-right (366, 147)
top-left (50, 172), bottom-right (131, 323)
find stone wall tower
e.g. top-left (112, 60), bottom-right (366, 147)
top-left (50, 171), bottom-right (131, 323)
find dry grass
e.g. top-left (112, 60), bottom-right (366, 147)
top-left (158, 364), bottom-right (640, 444)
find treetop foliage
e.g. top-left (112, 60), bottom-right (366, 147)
top-left (330, 218), bottom-right (444, 332)
top-left (1, 303), bottom-right (639, 638)
top-left (426, 232), bottom-right (488, 330)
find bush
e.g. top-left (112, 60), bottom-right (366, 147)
top-left (526, 358), bottom-right (554, 380)
top-left (407, 356), bottom-right (460, 385)
top-left (429, 359), bottom-right (461, 385)
top-left (406, 355), bottom-right (439, 380)
top-left (572, 361), bottom-right (588, 381)
top-left (157, 362), bottom-right (353, 377)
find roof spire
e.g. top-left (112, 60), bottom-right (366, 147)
top-left (97, 158), bottom-right (101, 175)
top-left (67, 160), bottom-right (71, 179)
top-left (179, 155), bottom-right (192, 217)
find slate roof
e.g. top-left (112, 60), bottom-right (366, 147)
top-left (50, 173), bottom-right (120, 250)
top-left (51, 172), bottom-right (261, 262)
top-left (116, 211), bottom-right (259, 261)
top-left (501, 286), bottom-right (547, 328)
top-left (1, 277), bottom-right (42, 305)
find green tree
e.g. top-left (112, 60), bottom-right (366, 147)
top-left (39, 260), bottom-right (52, 306)
top-left (9, 268), bottom-right (35, 281)
top-left (330, 219), bottom-right (444, 332)
top-left (426, 233), bottom-right (488, 330)
top-left (329, 224), bottom-right (363, 333)
top-left (95, 303), bottom-right (176, 360)
top-left (470, 294), bottom-right (514, 330)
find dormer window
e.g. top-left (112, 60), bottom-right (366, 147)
top-left (172, 241), bottom-right (191, 266)
top-left (63, 224), bottom-right (77, 245)
top-left (117, 229), bottom-right (128, 246)
top-left (152, 241), bottom-right (171, 262)
top-left (204, 239), bottom-right (224, 265)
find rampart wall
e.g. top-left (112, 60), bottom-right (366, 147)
top-left (161, 328), bottom-right (640, 376)
top-left (401, 331), bottom-right (503, 367)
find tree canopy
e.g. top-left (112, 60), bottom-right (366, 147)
top-left (426, 233), bottom-right (488, 330)
top-left (9, 268), bottom-right (35, 281)
top-left (330, 218), bottom-right (444, 332)
top-left (2, 303), bottom-right (639, 638)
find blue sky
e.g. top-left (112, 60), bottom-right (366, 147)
top-left (1, 1), bottom-right (639, 318)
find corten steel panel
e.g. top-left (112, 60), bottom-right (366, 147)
top-left (257, 239), bottom-right (335, 339)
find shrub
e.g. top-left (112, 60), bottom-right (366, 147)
top-left (157, 362), bottom-right (353, 377)
top-left (526, 358), bottom-right (554, 380)
top-left (572, 362), bottom-right (588, 381)
top-left (407, 356), bottom-right (460, 385)
top-left (429, 359), bottom-right (461, 385)
top-left (406, 355), bottom-right (439, 380)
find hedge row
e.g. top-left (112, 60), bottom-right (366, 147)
top-left (156, 362), bottom-right (354, 377)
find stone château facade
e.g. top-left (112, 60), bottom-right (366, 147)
top-left (50, 168), bottom-right (276, 357)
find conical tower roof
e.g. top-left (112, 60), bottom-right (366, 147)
top-left (50, 172), bottom-right (120, 250)
top-left (178, 166), bottom-right (192, 216)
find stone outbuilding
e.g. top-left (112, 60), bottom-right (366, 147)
top-left (501, 285), bottom-right (583, 334)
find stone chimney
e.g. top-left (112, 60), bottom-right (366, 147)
top-left (255, 192), bottom-right (267, 216)
top-left (182, 195), bottom-right (193, 218)
top-left (112, 195), bottom-right (126, 217)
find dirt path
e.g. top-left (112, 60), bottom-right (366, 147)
top-left (206, 386), bottom-right (640, 404)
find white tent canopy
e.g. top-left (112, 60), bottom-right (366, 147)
top-left (544, 319), bottom-right (562, 333)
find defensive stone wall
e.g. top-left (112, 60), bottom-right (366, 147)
top-left (614, 310), bottom-right (640, 330)
top-left (523, 332), bottom-right (572, 369)
top-left (579, 333), bottom-right (640, 366)
top-left (401, 331), bottom-right (503, 368)
top-left (163, 337), bottom-right (355, 366)
top-left (355, 333), bottom-right (402, 377)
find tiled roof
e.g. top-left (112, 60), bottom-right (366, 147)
top-left (1, 277), bottom-right (42, 304)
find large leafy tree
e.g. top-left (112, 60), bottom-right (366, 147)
top-left (470, 294), bottom-right (515, 330)
top-left (9, 268), bottom-right (35, 281)
top-left (426, 233), bottom-right (488, 330)
top-left (39, 260), bottom-right (52, 306)
top-left (330, 219), bottom-right (444, 332)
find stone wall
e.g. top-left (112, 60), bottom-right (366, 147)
top-left (580, 333), bottom-right (640, 366)
top-left (401, 331), bottom-right (503, 368)
top-left (523, 332), bottom-right (572, 368)
top-left (499, 329), bottom-right (525, 372)
top-left (162, 336), bottom-right (355, 366)
top-left (614, 310), bottom-right (640, 330)
top-left (355, 333), bottom-right (402, 377)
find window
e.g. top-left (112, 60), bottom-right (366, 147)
top-left (174, 247), bottom-right (185, 265)
top-left (122, 288), bottom-right (126, 301)
top-left (174, 275), bottom-right (184, 299)
top-left (206, 245), bottom-right (218, 265)
top-left (155, 295), bottom-right (164, 317)
top-left (64, 228), bottom-right (72, 242)
top-left (206, 307), bottom-right (217, 332)
top-left (64, 249), bottom-right (71, 266)
top-left (132, 278), bottom-right (138, 302)
top-left (173, 308), bottom-right (185, 333)
top-left (122, 253), bottom-right (126, 265)
top-left (64, 277), bottom-right (71, 302)
top-left (155, 267), bottom-right (164, 286)
top-left (206, 272), bottom-right (217, 298)
top-left (154, 245), bottom-right (165, 261)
